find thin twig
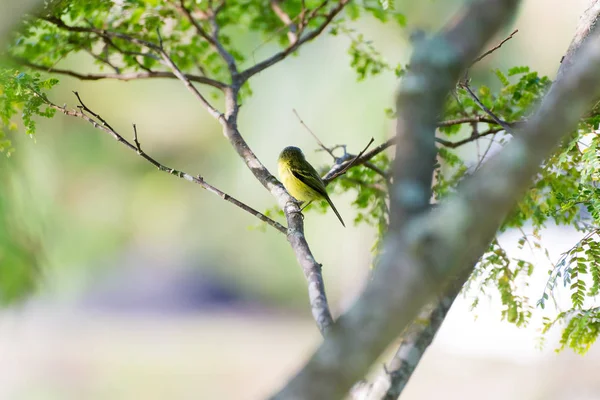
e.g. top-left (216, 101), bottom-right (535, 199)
top-left (37, 91), bottom-right (286, 234)
top-left (474, 136), bottom-right (497, 171)
top-left (132, 123), bottom-right (142, 153)
top-left (470, 28), bottom-right (518, 67)
top-left (324, 137), bottom-right (374, 182)
top-left (293, 108), bottom-right (336, 158)
top-left (460, 82), bottom-right (515, 134)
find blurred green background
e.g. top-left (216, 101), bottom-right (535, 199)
top-left (2, 1), bottom-right (600, 399)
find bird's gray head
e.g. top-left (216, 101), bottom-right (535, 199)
top-left (278, 146), bottom-right (305, 162)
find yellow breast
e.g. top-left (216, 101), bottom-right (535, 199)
top-left (278, 163), bottom-right (320, 202)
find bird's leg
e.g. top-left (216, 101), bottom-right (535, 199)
top-left (300, 200), bottom-right (313, 212)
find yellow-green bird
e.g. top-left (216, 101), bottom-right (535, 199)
top-left (278, 146), bottom-right (345, 227)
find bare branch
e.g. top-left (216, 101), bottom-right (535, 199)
top-left (34, 91), bottom-right (285, 234)
top-left (459, 81), bottom-right (515, 134)
top-left (322, 139), bottom-right (390, 183)
top-left (322, 121), bottom-right (510, 183)
top-left (15, 58), bottom-right (227, 89)
top-left (221, 87), bottom-right (334, 335)
top-left (350, 281), bottom-right (461, 400)
top-left (239, 0), bottom-right (350, 82)
top-left (293, 108), bottom-right (336, 159)
top-left (436, 127), bottom-right (504, 148)
top-left (155, 35), bottom-right (225, 121)
top-left (469, 28), bottom-right (518, 67)
top-left (323, 137), bottom-right (375, 182)
top-left (284, 199), bottom-right (334, 334)
top-left (363, 162), bottom-right (390, 180)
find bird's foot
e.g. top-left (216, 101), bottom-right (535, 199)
top-left (285, 199), bottom-right (305, 220)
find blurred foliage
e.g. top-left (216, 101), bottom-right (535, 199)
top-left (0, 0), bottom-right (599, 356)
top-left (0, 158), bottom-right (40, 303)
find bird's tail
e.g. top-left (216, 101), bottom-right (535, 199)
top-left (325, 196), bottom-right (345, 227)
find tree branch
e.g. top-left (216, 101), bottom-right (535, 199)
top-left (469, 28), bottom-right (518, 67)
top-left (239, 0), bottom-right (350, 82)
top-left (35, 91), bottom-right (285, 234)
top-left (15, 58), bottom-right (227, 89)
top-left (221, 85), bottom-right (334, 335)
top-left (322, 115), bottom-right (515, 183)
top-left (436, 127), bottom-right (504, 148)
top-left (459, 81), bottom-right (515, 134)
top-left (557, 0), bottom-right (600, 79)
top-left (154, 32), bottom-right (225, 121)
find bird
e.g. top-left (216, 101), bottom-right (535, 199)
top-left (277, 146), bottom-right (345, 227)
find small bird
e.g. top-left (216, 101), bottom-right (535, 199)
top-left (278, 146), bottom-right (345, 227)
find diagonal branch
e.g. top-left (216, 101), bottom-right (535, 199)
top-left (469, 28), bottom-right (518, 67)
top-left (460, 81), bottom-right (515, 134)
top-left (239, 0), bottom-right (350, 82)
top-left (220, 86), bottom-right (334, 335)
top-left (35, 91), bottom-right (285, 234)
top-left (380, 294), bottom-right (457, 399)
top-left (154, 32), bottom-right (225, 121)
top-left (322, 138), bottom-right (374, 183)
top-left (323, 114), bottom-right (517, 181)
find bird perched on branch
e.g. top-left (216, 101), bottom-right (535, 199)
top-left (278, 146), bottom-right (345, 227)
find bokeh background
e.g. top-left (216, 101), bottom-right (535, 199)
top-left (2, 1), bottom-right (599, 399)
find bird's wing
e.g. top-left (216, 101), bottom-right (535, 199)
top-left (291, 167), bottom-right (328, 197)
